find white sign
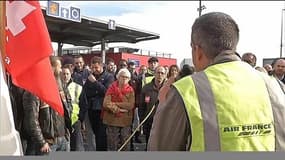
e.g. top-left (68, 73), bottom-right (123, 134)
top-left (108, 19), bottom-right (116, 30)
top-left (47, 1), bottom-right (81, 23)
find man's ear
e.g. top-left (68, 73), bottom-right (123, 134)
top-left (194, 45), bottom-right (210, 71)
top-left (196, 46), bottom-right (204, 61)
top-left (195, 45), bottom-right (207, 63)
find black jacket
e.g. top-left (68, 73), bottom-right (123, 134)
top-left (139, 78), bottom-right (165, 123)
top-left (79, 70), bottom-right (114, 121)
top-left (22, 91), bottom-right (46, 147)
top-left (9, 82), bottom-right (25, 135)
top-left (22, 90), bottom-right (71, 147)
top-left (72, 68), bottom-right (90, 86)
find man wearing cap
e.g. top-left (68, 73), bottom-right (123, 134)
top-left (142, 57), bottom-right (159, 88)
top-left (62, 56), bottom-right (75, 74)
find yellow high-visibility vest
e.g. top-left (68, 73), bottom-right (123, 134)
top-left (174, 61), bottom-right (279, 151)
top-left (142, 69), bottom-right (155, 88)
top-left (67, 82), bottom-right (82, 125)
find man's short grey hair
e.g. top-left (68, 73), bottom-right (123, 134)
top-left (191, 12), bottom-right (240, 59)
top-left (116, 68), bottom-right (131, 79)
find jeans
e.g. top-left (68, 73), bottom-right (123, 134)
top-left (88, 110), bottom-right (107, 151)
top-left (70, 121), bottom-right (84, 151)
top-left (25, 136), bottom-right (70, 155)
top-left (50, 136), bottom-right (70, 152)
top-left (84, 112), bottom-right (96, 151)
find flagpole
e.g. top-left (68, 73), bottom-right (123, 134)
top-left (0, 1), bottom-right (9, 87)
top-left (0, 1), bottom-right (5, 61)
top-left (0, 1), bottom-right (7, 84)
top-left (0, 2), bottom-right (23, 156)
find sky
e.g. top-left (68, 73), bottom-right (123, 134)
top-left (40, 1), bottom-right (285, 66)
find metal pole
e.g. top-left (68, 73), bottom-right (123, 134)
top-left (199, 0), bottom-right (202, 17)
top-left (101, 38), bottom-right (106, 64)
top-left (198, 0), bottom-right (206, 17)
top-left (57, 42), bottom-right (63, 56)
top-left (281, 9), bottom-right (284, 58)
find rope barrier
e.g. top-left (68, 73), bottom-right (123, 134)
top-left (118, 104), bottom-right (156, 151)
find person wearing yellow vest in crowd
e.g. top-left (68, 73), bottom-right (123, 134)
top-left (148, 12), bottom-right (285, 151)
top-left (141, 57), bottom-right (159, 88)
top-left (61, 66), bottom-right (84, 151)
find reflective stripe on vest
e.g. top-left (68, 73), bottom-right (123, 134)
top-left (192, 72), bottom-right (220, 151)
top-left (174, 61), bottom-right (275, 151)
top-left (68, 82), bottom-right (82, 125)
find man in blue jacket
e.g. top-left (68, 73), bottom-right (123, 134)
top-left (79, 56), bottom-right (114, 151)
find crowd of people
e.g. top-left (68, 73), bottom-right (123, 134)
top-left (7, 11), bottom-right (285, 154)
top-left (9, 51), bottom-right (195, 154)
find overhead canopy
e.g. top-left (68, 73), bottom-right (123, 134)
top-left (41, 7), bottom-right (160, 47)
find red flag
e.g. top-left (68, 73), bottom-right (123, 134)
top-left (4, 1), bottom-right (63, 115)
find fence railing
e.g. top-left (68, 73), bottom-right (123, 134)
top-left (61, 46), bottom-right (173, 58)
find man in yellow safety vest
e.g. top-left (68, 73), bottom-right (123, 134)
top-left (141, 57), bottom-right (159, 88)
top-left (148, 12), bottom-right (285, 151)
